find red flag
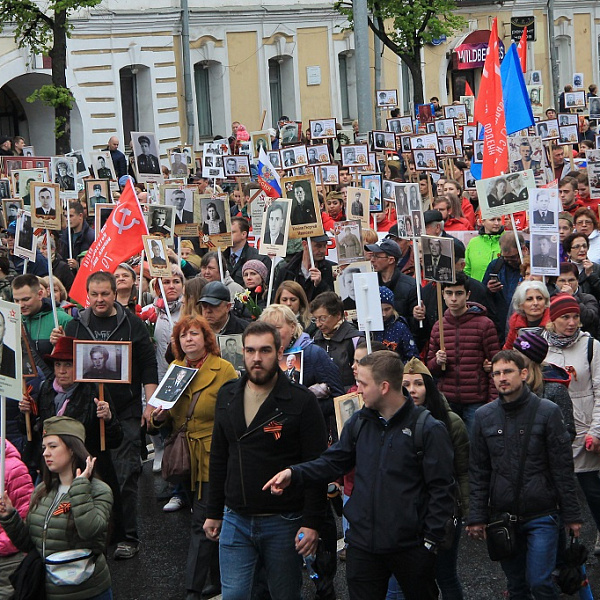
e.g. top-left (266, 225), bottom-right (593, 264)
top-left (69, 180), bottom-right (149, 306)
top-left (517, 27), bottom-right (527, 73)
top-left (473, 18), bottom-right (507, 178)
top-left (464, 81), bottom-right (474, 97)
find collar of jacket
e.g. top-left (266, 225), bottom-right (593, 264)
top-left (499, 384), bottom-right (532, 412)
top-left (361, 391), bottom-right (415, 426)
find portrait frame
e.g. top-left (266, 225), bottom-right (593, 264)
top-left (589, 97), bottom-right (600, 119)
top-left (148, 363), bottom-right (199, 410)
top-left (444, 104), bottom-right (467, 124)
top-left (282, 175), bottom-right (324, 239)
top-left (527, 85), bottom-right (544, 116)
top-left (20, 324), bottom-right (36, 380)
top-left (163, 185), bottom-right (198, 235)
top-left (169, 152), bottom-right (189, 178)
top-left (387, 116), bottom-right (413, 134)
top-left (280, 350), bottom-right (304, 385)
top-left (85, 179), bottom-right (111, 216)
top-left (280, 145), bottom-right (309, 170)
top-left (410, 133), bottom-right (438, 151)
top-left (146, 204), bottom-right (175, 240)
top-left (280, 122), bottom-right (302, 146)
top-left (14, 210), bottom-right (35, 261)
top-left (267, 151), bottom-right (281, 169)
top-left (51, 156), bottom-right (77, 197)
top-left (94, 203), bottom-right (114, 238)
top-left (334, 219), bottom-right (364, 265)
top-left (22, 146), bottom-right (35, 158)
top-left (250, 130), bottom-right (272, 158)
top-left (529, 188), bottom-right (560, 232)
top-left (199, 193), bottom-right (232, 249)
top-left (334, 392), bottom-right (364, 436)
top-left (472, 141), bottom-right (484, 164)
top-left (345, 187), bottom-right (370, 228)
top-left (375, 89), bottom-right (398, 108)
top-left (66, 150), bottom-right (88, 176)
top-left (89, 150), bottom-right (117, 181)
top-left (566, 90), bottom-right (586, 108)
top-left (476, 170), bottom-right (536, 219)
top-left (306, 144), bottom-right (331, 167)
top-left (558, 125), bottom-right (579, 146)
top-left (0, 178), bottom-right (10, 200)
top-left (218, 334), bottom-right (244, 373)
top-left (335, 261), bottom-right (371, 318)
top-left (371, 131), bottom-right (396, 152)
top-left (73, 340), bottom-right (132, 384)
top-left (529, 71), bottom-right (542, 85)
top-left (12, 169), bottom-right (47, 203)
top-left (421, 235), bottom-right (456, 283)
top-left (462, 126), bottom-right (477, 147)
top-left (558, 113), bottom-right (578, 127)
top-left (260, 198), bottom-right (291, 258)
top-left (573, 73), bottom-right (584, 89)
top-left (361, 174), bottom-right (383, 212)
top-left (131, 132), bottom-right (163, 183)
top-left (459, 96), bottom-right (475, 121)
top-left (435, 118), bottom-right (456, 137)
top-left (223, 155), bottom-right (251, 178)
top-left (0, 299), bottom-right (22, 398)
top-left (463, 169), bottom-right (477, 190)
top-left (142, 235), bottom-right (172, 278)
top-left (530, 232), bottom-right (560, 276)
top-left (412, 149), bottom-right (438, 171)
top-left (314, 164), bottom-right (339, 185)
top-left (202, 153), bottom-right (224, 179)
top-left (341, 144), bottom-right (369, 167)
top-left (30, 182), bottom-right (61, 231)
top-left (309, 119), bottom-right (337, 140)
top-left (2, 198), bottom-right (22, 228)
top-left (535, 119), bottom-right (559, 141)
top-left (437, 136), bottom-right (456, 157)
top-left (508, 136), bottom-right (545, 178)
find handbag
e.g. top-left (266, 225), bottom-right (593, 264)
top-left (485, 396), bottom-right (540, 562)
top-left (45, 549), bottom-right (95, 586)
top-left (9, 547), bottom-right (47, 600)
top-left (161, 390), bottom-right (201, 483)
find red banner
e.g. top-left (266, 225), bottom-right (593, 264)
top-left (69, 181), bottom-right (149, 306)
top-left (517, 27), bottom-right (527, 73)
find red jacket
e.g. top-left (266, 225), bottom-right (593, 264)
top-left (426, 303), bottom-right (500, 405)
top-left (503, 308), bottom-right (551, 350)
top-left (461, 197), bottom-right (476, 228)
top-left (563, 199), bottom-right (585, 217)
top-left (444, 215), bottom-right (471, 231)
top-left (321, 211), bottom-right (335, 232)
top-left (1, 441), bottom-right (33, 556)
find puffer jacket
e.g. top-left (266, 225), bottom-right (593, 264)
top-left (544, 330), bottom-right (600, 472)
top-left (426, 303), bottom-right (500, 404)
top-left (373, 316), bottom-right (419, 362)
top-left (0, 477), bottom-right (113, 600)
top-left (464, 227), bottom-right (503, 282)
top-left (313, 320), bottom-right (364, 390)
top-left (468, 386), bottom-right (581, 526)
top-left (0, 441), bottom-right (33, 557)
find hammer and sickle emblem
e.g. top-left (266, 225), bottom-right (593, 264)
top-left (112, 207), bottom-right (140, 234)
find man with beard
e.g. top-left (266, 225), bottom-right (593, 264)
top-left (204, 322), bottom-right (328, 599)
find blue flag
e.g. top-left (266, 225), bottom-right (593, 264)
top-left (501, 43), bottom-right (535, 135)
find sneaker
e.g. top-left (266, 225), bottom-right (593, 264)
top-left (595, 532), bottom-right (600, 556)
top-left (114, 542), bottom-right (139, 560)
top-left (163, 496), bottom-right (185, 512)
top-left (152, 447), bottom-right (164, 473)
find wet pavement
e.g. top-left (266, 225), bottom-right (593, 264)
top-left (111, 459), bottom-right (600, 599)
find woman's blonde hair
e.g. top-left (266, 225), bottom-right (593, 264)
top-left (259, 304), bottom-right (303, 341)
top-left (520, 353), bottom-right (544, 395)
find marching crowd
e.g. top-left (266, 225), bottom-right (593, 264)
top-left (0, 96), bottom-right (600, 600)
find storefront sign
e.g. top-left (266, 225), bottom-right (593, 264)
top-left (511, 16), bottom-right (535, 42)
top-left (453, 41), bottom-right (505, 70)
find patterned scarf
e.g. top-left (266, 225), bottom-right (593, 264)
top-left (544, 328), bottom-right (580, 349)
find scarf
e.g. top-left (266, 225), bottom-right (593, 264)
top-left (185, 353), bottom-right (209, 370)
top-left (322, 318), bottom-right (344, 341)
top-left (544, 328), bottom-right (581, 349)
top-left (52, 380), bottom-right (78, 416)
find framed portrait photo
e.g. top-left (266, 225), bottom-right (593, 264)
top-left (260, 199), bottom-right (291, 257)
top-left (558, 125), bottom-right (579, 145)
top-left (535, 119), bottom-right (559, 141)
top-left (146, 204), bottom-right (175, 240)
top-left (462, 126), bottom-right (477, 147)
top-left (223, 155), bottom-right (251, 178)
top-left (345, 187), bottom-right (370, 228)
top-left (51, 157), bottom-right (77, 197)
top-left (0, 178), bottom-right (10, 200)
top-left (371, 131), bottom-right (396, 152)
top-left (460, 96), bottom-right (475, 121)
top-left (74, 340), bottom-right (132, 384)
top-left (143, 235), bottom-right (172, 278)
top-left (282, 175), bottom-right (324, 239)
top-left (13, 169), bottom-right (47, 204)
top-left (31, 182), bottom-right (61, 231)
top-left (251, 131), bottom-right (272, 158)
top-left (376, 89), bottom-right (398, 108)
top-left (589, 97), bottom-right (600, 119)
top-left (218, 334), bottom-right (244, 373)
top-left (2, 199), bottom-right (22, 228)
top-left (94, 203), bottom-right (114, 238)
top-left (361, 174), bottom-right (383, 212)
top-left (412, 149), bottom-right (438, 171)
top-left (67, 150), bottom-right (88, 176)
top-left (335, 261), bottom-right (372, 318)
top-left (280, 122), bottom-right (302, 146)
top-left (89, 151), bottom-right (117, 181)
top-left (280, 145), bottom-right (309, 170)
top-left (334, 219), bottom-right (364, 265)
top-left (306, 144), bottom-right (331, 167)
top-left (267, 151), bottom-right (281, 169)
top-left (163, 185), bottom-right (197, 231)
top-left (530, 232), bottom-right (560, 276)
top-left (422, 235), bottom-right (455, 283)
top-left (566, 91), bottom-right (586, 108)
top-left (199, 194), bottom-right (232, 249)
top-left (131, 132), bottom-right (162, 181)
top-left (0, 299), bottom-right (22, 398)
top-left (410, 133), bottom-right (438, 151)
top-left (476, 170), bottom-right (536, 219)
top-left (444, 104), bottom-right (467, 124)
top-left (309, 119), bottom-right (337, 140)
top-left (280, 350), bottom-right (304, 385)
top-left (341, 144), bottom-right (369, 167)
top-left (387, 116), bottom-right (413, 134)
top-left (437, 137), bottom-right (456, 157)
top-left (334, 392), bottom-right (364, 436)
top-left (14, 211), bottom-right (35, 261)
top-left (558, 113), bottom-right (578, 127)
top-left (148, 363), bottom-right (199, 410)
top-left (435, 118), bottom-right (456, 137)
top-left (85, 179), bottom-right (111, 216)
top-left (314, 164), bottom-right (339, 185)
top-left (169, 152), bottom-right (189, 178)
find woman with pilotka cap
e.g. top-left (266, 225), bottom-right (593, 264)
top-left (0, 416), bottom-right (114, 600)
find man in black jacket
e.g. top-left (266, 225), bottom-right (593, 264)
top-left (198, 281), bottom-right (250, 335)
top-left (204, 322), bottom-right (328, 599)
top-left (65, 272), bottom-right (158, 560)
top-left (467, 350), bottom-right (582, 598)
top-left (263, 350), bottom-right (455, 600)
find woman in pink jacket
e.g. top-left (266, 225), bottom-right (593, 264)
top-left (0, 440), bottom-right (33, 599)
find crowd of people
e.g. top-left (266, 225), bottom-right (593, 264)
top-left (1, 96), bottom-right (600, 600)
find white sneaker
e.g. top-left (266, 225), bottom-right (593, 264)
top-left (163, 496), bottom-right (185, 512)
top-left (152, 447), bottom-right (164, 473)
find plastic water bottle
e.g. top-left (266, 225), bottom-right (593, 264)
top-left (298, 533), bottom-right (319, 580)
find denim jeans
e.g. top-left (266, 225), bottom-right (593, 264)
top-left (500, 514), bottom-right (560, 599)
top-left (386, 525), bottom-right (464, 600)
top-left (576, 471), bottom-right (600, 531)
top-left (219, 507), bottom-right (303, 600)
top-left (448, 402), bottom-right (484, 439)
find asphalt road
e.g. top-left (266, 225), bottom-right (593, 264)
top-left (110, 459), bottom-right (600, 599)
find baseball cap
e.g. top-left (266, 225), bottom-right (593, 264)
top-left (423, 209), bottom-right (444, 225)
top-left (304, 234), bottom-right (330, 243)
top-left (198, 281), bottom-right (230, 305)
top-left (385, 224), bottom-right (399, 239)
top-left (364, 239), bottom-right (401, 259)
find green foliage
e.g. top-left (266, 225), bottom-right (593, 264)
top-left (336, 0), bottom-right (466, 56)
top-left (27, 85), bottom-right (74, 138)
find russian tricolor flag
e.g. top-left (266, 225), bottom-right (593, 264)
top-left (257, 147), bottom-right (282, 198)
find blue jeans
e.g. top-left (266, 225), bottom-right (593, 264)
top-left (448, 403), bottom-right (484, 439)
top-left (88, 589), bottom-right (113, 600)
top-left (219, 507), bottom-right (303, 600)
top-left (576, 471), bottom-right (600, 531)
top-left (500, 514), bottom-right (560, 599)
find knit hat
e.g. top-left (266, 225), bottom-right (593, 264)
top-left (549, 293), bottom-right (580, 321)
top-left (242, 259), bottom-right (268, 284)
top-left (42, 416), bottom-right (86, 443)
top-left (514, 331), bottom-right (549, 364)
top-left (404, 357), bottom-right (432, 377)
top-left (379, 286), bottom-right (395, 306)
top-left (236, 125), bottom-right (250, 141)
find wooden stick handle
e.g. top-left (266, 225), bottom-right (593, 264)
top-left (99, 384), bottom-right (106, 452)
top-left (23, 381), bottom-right (32, 441)
top-left (436, 284), bottom-right (446, 371)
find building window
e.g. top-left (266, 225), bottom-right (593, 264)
top-left (555, 36), bottom-right (572, 90)
top-left (338, 52), bottom-right (357, 124)
top-left (119, 65), bottom-right (154, 144)
top-left (194, 63), bottom-right (213, 139)
top-left (339, 54), bottom-right (350, 121)
top-left (269, 56), bottom-right (295, 127)
top-left (269, 59), bottom-right (283, 127)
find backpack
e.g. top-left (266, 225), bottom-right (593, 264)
top-left (350, 407), bottom-right (459, 550)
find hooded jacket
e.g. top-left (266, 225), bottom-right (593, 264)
top-left (0, 441), bottom-right (33, 557)
top-left (464, 226), bottom-right (503, 282)
top-left (426, 303), bottom-right (500, 404)
top-left (23, 298), bottom-right (72, 360)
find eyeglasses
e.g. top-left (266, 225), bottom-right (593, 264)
top-left (491, 368), bottom-right (518, 377)
top-left (311, 315), bottom-right (332, 324)
top-left (372, 254), bottom-right (390, 260)
top-left (571, 244), bottom-right (588, 250)
top-left (576, 220), bottom-right (594, 226)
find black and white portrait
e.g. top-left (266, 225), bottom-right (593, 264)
top-left (149, 364), bottom-right (199, 409)
top-left (334, 392), bottom-right (364, 436)
top-left (218, 335), bottom-right (244, 372)
top-left (85, 179), bottom-right (110, 216)
top-left (169, 152), bottom-right (189, 177)
top-left (283, 176), bottom-right (323, 238)
top-left (309, 119), bottom-right (336, 140)
top-left (164, 187), bottom-right (195, 225)
top-left (51, 157), bottom-right (77, 193)
top-left (376, 90), bottom-right (398, 107)
top-left (201, 197), bottom-right (228, 236)
top-left (89, 151), bottom-right (116, 180)
top-left (362, 175), bottom-right (382, 212)
top-left (307, 144), bottom-right (331, 167)
top-left (529, 188), bottom-right (559, 229)
top-left (371, 131), bottom-right (396, 152)
top-left (223, 155), bottom-right (250, 177)
top-left (410, 133), bottom-right (438, 151)
top-left (435, 118), bottom-right (455, 137)
top-left (132, 132), bottom-right (161, 176)
top-left (31, 182), bottom-right (61, 231)
top-left (530, 233), bottom-right (559, 273)
top-left (341, 145), bottom-right (369, 167)
top-left (334, 220), bottom-right (363, 264)
top-left (74, 340), bottom-right (132, 383)
top-left (260, 199), bottom-right (291, 257)
top-left (147, 205), bottom-right (175, 238)
top-left (0, 299), bottom-right (22, 397)
top-left (422, 235), bottom-right (455, 283)
top-left (412, 149), bottom-right (437, 171)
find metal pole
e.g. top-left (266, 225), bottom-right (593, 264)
top-left (354, 0), bottom-right (373, 137)
top-left (374, 31), bottom-right (382, 130)
top-left (181, 0), bottom-right (196, 146)
top-left (547, 0), bottom-right (560, 110)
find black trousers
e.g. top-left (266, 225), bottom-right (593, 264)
top-left (346, 543), bottom-right (438, 600)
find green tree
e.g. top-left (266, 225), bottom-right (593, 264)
top-left (336, 0), bottom-right (466, 105)
top-left (0, 0), bottom-right (102, 154)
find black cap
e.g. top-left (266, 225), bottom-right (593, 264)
top-left (304, 234), bottom-right (329, 243)
top-left (423, 209), bottom-right (443, 225)
top-left (198, 281), bottom-right (230, 305)
top-left (365, 239), bottom-right (401, 259)
top-left (385, 224), bottom-right (399, 239)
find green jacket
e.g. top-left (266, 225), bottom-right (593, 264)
top-left (464, 230), bottom-right (503, 282)
top-left (0, 477), bottom-right (113, 600)
top-left (22, 298), bottom-right (72, 358)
